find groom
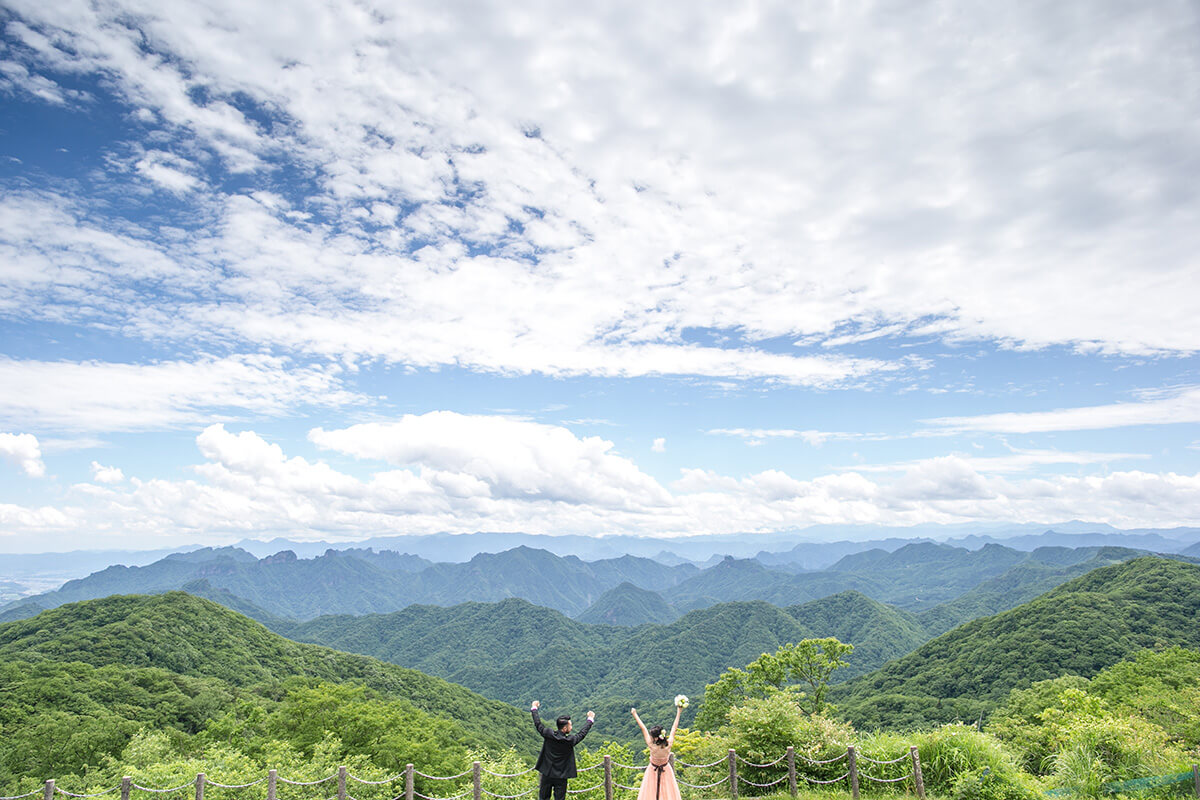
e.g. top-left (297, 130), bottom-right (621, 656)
top-left (531, 700), bottom-right (595, 800)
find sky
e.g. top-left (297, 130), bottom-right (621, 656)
top-left (1, 0), bottom-right (1199, 553)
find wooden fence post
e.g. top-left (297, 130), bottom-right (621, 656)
top-left (1192, 764), bottom-right (1198, 799)
top-left (786, 747), bottom-right (797, 798)
top-left (728, 750), bottom-right (738, 800)
top-left (603, 755), bottom-right (613, 800)
top-left (337, 767), bottom-right (347, 800)
top-left (847, 747), bottom-right (859, 800)
top-left (44, 779), bottom-right (54, 800)
top-left (405, 764), bottom-right (415, 800)
top-left (268, 770), bottom-right (277, 800)
top-left (121, 777), bottom-right (131, 800)
top-left (195, 773), bottom-right (205, 800)
top-left (910, 747), bottom-right (926, 800)
top-left (473, 762), bottom-right (481, 800)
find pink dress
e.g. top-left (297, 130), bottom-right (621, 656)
top-left (636, 748), bottom-right (681, 800)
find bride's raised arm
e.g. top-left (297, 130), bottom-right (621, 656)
top-left (668, 704), bottom-right (682, 744)
top-left (630, 707), bottom-right (653, 748)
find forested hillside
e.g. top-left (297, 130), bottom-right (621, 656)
top-left (577, 582), bottom-right (678, 625)
top-left (0, 593), bottom-right (532, 755)
top-left (830, 557), bottom-right (1200, 729)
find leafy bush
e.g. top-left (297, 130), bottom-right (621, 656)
top-left (911, 724), bottom-right (1024, 796)
top-left (951, 768), bottom-right (1041, 800)
top-left (724, 694), bottom-right (855, 792)
top-left (1047, 712), bottom-right (1179, 798)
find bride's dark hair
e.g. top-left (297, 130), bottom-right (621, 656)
top-left (648, 725), bottom-right (668, 745)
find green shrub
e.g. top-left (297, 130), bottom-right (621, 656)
top-left (1047, 713), bottom-right (1179, 798)
top-left (911, 724), bottom-right (1024, 796)
top-left (724, 694), bottom-right (856, 793)
top-left (951, 768), bottom-right (1041, 800)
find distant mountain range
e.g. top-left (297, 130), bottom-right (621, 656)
top-left (3, 555), bottom-right (1195, 752)
top-left (0, 545), bottom-right (698, 621)
top-left (4, 534), bottom-right (1194, 629)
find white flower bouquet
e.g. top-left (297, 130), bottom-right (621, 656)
top-left (674, 694), bottom-right (689, 708)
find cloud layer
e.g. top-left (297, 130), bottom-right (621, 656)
top-left (2, 417), bottom-right (1198, 546)
top-left (2, 0), bottom-right (1198, 390)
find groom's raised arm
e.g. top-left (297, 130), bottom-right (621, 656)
top-left (570, 711), bottom-right (595, 744)
top-left (531, 701), bottom-right (548, 737)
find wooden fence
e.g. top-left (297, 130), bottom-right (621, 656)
top-left (1, 747), bottom-right (927, 800)
top-left (10, 757), bottom-right (1200, 800)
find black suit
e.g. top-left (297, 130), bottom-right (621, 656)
top-left (532, 708), bottom-right (593, 800)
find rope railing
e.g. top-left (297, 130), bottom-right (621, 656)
top-left (54, 789), bottom-right (122, 798)
top-left (9, 745), bottom-right (940, 800)
top-left (130, 783), bottom-right (197, 794)
top-left (801, 773), bottom-right (850, 785)
top-left (276, 776), bottom-right (338, 787)
top-left (345, 776), bottom-right (403, 787)
top-left (859, 773), bottom-right (913, 784)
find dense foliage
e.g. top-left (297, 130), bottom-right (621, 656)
top-left (4, 554), bottom-right (1199, 800)
top-left (830, 558), bottom-right (1200, 729)
top-left (0, 592), bottom-right (532, 772)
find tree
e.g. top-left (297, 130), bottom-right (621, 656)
top-left (695, 638), bottom-right (853, 729)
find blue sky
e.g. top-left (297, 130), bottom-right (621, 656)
top-left (1, 0), bottom-right (1199, 552)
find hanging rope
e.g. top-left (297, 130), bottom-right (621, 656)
top-left (130, 782), bottom-right (197, 794)
top-left (53, 787), bottom-right (121, 798)
top-left (479, 768), bottom-right (535, 778)
top-left (675, 777), bottom-right (728, 790)
top-left (412, 771), bottom-right (472, 782)
top-left (860, 772), bottom-right (914, 783)
top-left (277, 775), bottom-right (338, 787)
top-left (857, 754), bottom-right (910, 765)
top-left (795, 752), bottom-right (848, 765)
top-left (202, 779), bottom-right (268, 789)
top-left (346, 775), bottom-right (404, 786)
top-left (800, 771), bottom-right (851, 785)
top-left (480, 790), bottom-right (537, 799)
top-left (734, 754), bottom-right (786, 768)
top-left (737, 776), bottom-right (789, 788)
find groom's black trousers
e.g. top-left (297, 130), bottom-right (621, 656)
top-left (538, 777), bottom-right (567, 800)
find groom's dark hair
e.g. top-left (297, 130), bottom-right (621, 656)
top-left (556, 715), bottom-right (571, 730)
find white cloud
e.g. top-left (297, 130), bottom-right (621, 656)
top-left (90, 461), bottom-right (125, 483)
top-left (310, 412), bottom-right (671, 509)
top-left (0, 0), bottom-right (1195, 389)
top-left (0, 432), bottom-right (46, 477)
top-left (0, 354), bottom-right (362, 432)
top-left (651, 437), bottom-right (665, 453)
top-left (846, 447), bottom-right (1148, 475)
top-left (134, 150), bottom-right (202, 193)
top-left (1, 424), bottom-right (1198, 546)
top-left (927, 386), bottom-right (1200, 434)
top-left (707, 427), bottom-right (871, 446)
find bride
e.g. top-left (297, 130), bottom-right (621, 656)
top-left (630, 702), bottom-right (683, 800)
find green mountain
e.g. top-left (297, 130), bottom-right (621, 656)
top-left (576, 582), bottom-right (678, 625)
top-left (9, 545), bottom-right (695, 620)
top-left (282, 590), bottom-right (931, 744)
top-left (0, 592), bottom-right (532, 753)
top-left (830, 556), bottom-right (1200, 729)
top-left (785, 591), bottom-right (927, 680)
top-left (916, 547), bottom-right (1148, 636)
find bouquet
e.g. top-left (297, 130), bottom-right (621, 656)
top-left (674, 694), bottom-right (689, 708)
